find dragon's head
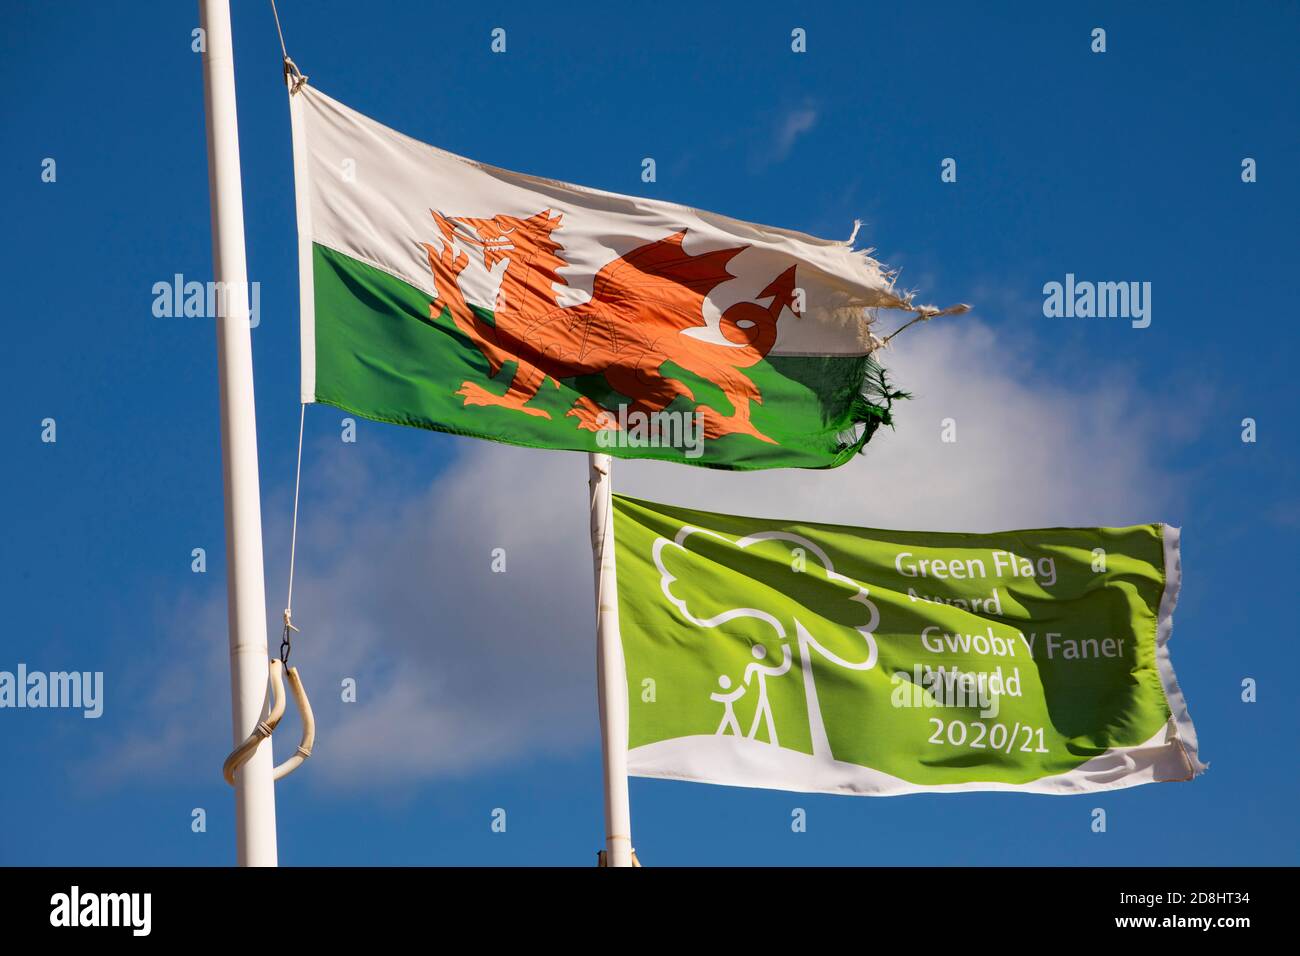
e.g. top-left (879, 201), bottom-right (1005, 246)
top-left (433, 209), bottom-right (564, 271)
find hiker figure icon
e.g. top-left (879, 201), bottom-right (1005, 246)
top-left (744, 643), bottom-right (792, 746)
top-left (710, 675), bottom-right (747, 736)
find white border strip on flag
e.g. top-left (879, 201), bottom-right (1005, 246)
top-left (1154, 524), bottom-right (1205, 776)
top-left (288, 83), bottom-right (316, 404)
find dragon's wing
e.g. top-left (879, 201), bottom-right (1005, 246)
top-left (519, 231), bottom-right (748, 367)
top-left (589, 231), bottom-right (746, 333)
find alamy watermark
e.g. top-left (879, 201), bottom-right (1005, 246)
top-left (0, 664), bottom-right (103, 718)
top-left (890, 664), bottom-right (1007, 718)
top-left (50, 886), bottom-right (150, 936)
top-left (594, 406), bottom-right (704, 459)
top-left (152, 273), bottom-right (260, 327)
top-left (1042, 273), bottom-right (1151, 328)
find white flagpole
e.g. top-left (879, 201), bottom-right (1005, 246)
top-left (199, 0), bottom-right (278, 867)
top-left (588, 452), bottom-right (633, 866)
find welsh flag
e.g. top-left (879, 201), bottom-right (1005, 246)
top-left (289, 83), bottom-right (955, 469)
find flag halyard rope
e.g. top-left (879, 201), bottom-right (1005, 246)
top-left (270, 0), bottom-right (309, 92)
top-left (270, 0), bottom-right (288, 59)
top-left (281, 402), bottom-right (306, 664)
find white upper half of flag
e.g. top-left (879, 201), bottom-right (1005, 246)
top-left (290, 83), bottom-right (938, 357)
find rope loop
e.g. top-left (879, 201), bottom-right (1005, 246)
top-left (283, 55), bottom-right (308, 94)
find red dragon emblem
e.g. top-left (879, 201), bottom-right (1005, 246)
top-left (422, 209), bottom-right (799, 443)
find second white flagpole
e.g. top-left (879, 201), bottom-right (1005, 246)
top-left (588, 452), bottom-right (633, 866)
top-left (199, 0), bottom-right (279, 867)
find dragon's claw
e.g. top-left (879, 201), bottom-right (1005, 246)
top-left (697, 404), bottom-right (776, 444)
top-left (566, 396), bottom-right (619, 432)
top-left (456, 381), bottom-right (552, 419)
top-left (662, 378), bottom-right (695, 402)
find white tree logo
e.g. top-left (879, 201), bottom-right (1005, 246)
top-left (654, 527), bottom-right (879, 758)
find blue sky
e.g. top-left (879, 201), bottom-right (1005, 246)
top-left (2, 0), bottom-right (1297, 865)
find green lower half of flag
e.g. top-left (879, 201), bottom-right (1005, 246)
top-left (310, 243), bottom-right (897, 470)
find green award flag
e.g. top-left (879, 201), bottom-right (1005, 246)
top-left (612, 494), bottom-right (1204, 795)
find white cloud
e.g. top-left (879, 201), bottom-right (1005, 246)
top-left (753, 105), bottom-right (818, 169)
top-left (91, 318), bottom-right (1185, 790)
top-left (619, 319), bottom-right (1183, 530)
top-left (773, 107), bottom-right (818, 160)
